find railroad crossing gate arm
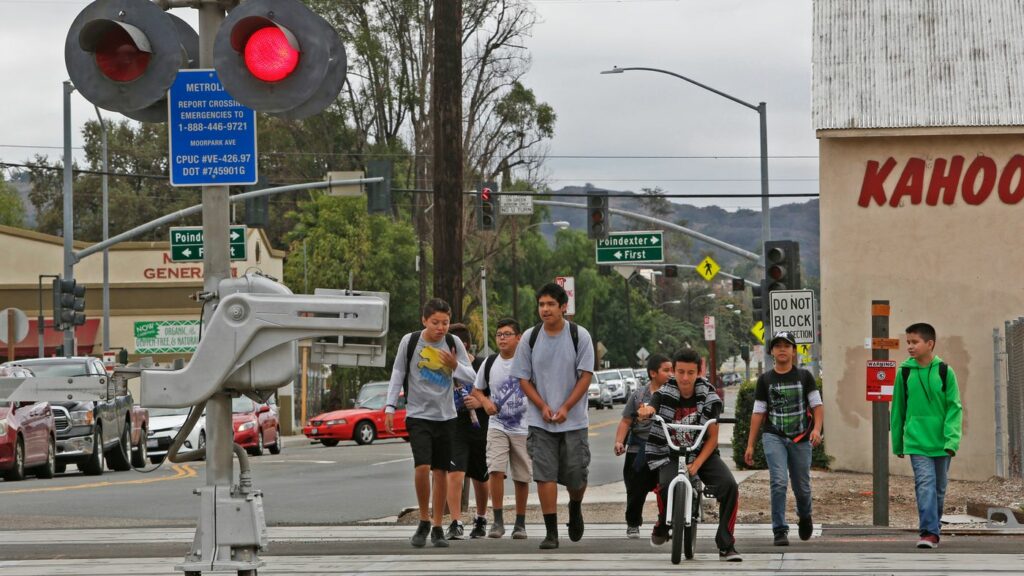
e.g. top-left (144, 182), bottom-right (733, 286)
top-left (141, 275), bottom-right (389, 408)
top-left (0, 376), bottom-right (108, 403)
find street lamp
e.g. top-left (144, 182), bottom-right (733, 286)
top-left (601, 65), bottom-right (771, 249)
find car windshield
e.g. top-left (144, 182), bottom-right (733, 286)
top-left (596, 370), bottom-right (619, 383)
top-left (356, 382), bottom-right (389, 403)
top-left (359, 395), bottom-right (387, 410)
top-left (148, 407), bottom-right (192, 417)
top-left (619, 370), bottom-right (635, 380)
top-left (12, 362), bottom-right (88, 378)
top-left (232, 397), bottom-right (256, 413)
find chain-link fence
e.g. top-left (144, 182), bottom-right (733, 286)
top-left (1003, 320), bottom-right (1024, 478)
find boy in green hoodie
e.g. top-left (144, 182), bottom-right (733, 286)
top-left (890, 323), bottom-right (963, 549)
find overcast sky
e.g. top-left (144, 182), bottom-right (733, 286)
top-left (0, 0), bottom-right (816, 213)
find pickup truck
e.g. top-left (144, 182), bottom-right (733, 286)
top-left (4, 357), bottom-right (149, 475)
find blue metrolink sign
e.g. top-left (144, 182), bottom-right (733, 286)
top-left (168, 69), bottom-right (258, 187)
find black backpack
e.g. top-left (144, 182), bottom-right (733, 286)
top-left (527, 321), bottom-right (580, 354)
top-left (482, 353), bottom-right (499, 388)
top-left (402, 331), bottom-right (457, 399)
top-left (900, 362), bottom-right (949, 404)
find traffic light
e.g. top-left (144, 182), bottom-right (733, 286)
top-left (732, 278), bottom-right (746, 291)
top-left (764, 240), bottom-right (801, 292)
top-left (52, 278), bottom-right (86, 330)
top-left (65, 0), bottom-right (199, 122)
top-left (664, 265), bottom-right (678, 278)
top-left (587, 189), bottom-right (609, 240)
top-left (214, 0), bottom-right (347, 119)
top-left (477, 182), bottom-right (497, 230)
top-left (366, 160), bottom-right (393, 215)
top-left (751, 280), bottom-right (765, 323)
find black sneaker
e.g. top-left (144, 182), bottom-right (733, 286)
top-left (470, 516), bottom-right (487, 539)
top-left (539, 534), bottom-right (559, 549)
top-left (798, 516), bottom-right (813, 541)
top-left (431, 526), bottom-right (449, 547)
top-left (410, 520), bottom-right (430, 548)
top-left (567, 501), bottom-right (584, 542)
top-left (719, 547), bottom-right (743, 562)
top-left (774, 530), bottom-right (790, 546)
top-left (650, 523), bottom-right (670, 547)
top-left (445, 519), bottom-right (465, 540)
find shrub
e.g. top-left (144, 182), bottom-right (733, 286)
top-left (731, 376), bottom-right (832, 470)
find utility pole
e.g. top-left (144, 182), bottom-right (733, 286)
top-left (432, 0), bottom-right (464, 318)
top-left (62, 81), bottom-right (75, 358)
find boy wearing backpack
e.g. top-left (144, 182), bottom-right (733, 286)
top-left (511, 282), bottom-right (595, 549)
top-left (744, 331), bottom-right (823, 546)
top-left (890, 323), bottom-right (962, 549)
top-left (384, 298), bottom-right (477, 548)
top-left (471, 318), bottom-right (531, 539)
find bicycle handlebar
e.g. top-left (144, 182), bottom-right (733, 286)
top-left (652, 415), bottom-right (736, 453)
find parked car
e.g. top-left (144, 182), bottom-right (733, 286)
top-left (355, 381), bottom-right (389, 406)
top-left (594, 369), bottom-right (628, 403)
top-left (722, 373), bottom-right (743, 386)
top-left (303, 392), bottom-right (407, 446)
top-left (587, 381), bottom-right (613, 410)
top-left (0, 366), bottom-right (57, 481)
top-left (233, 396), bottom-right (281, 456)
top-left (618, 369), bottom-right (640, 397)
top-left (147, 406), bottom-right (206, 463)
top-left (3, 357), bottom-right (140, 475)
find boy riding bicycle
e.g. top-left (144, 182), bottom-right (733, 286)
top-left (638, 349), bottom-right (742, 562)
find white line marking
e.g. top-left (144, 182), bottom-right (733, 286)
top-left (371, 457), bottom-right (413, 467)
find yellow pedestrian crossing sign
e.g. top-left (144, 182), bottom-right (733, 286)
top-left (751, 321), bottom-right (765, 343)
top-left (696, 255), bottom-right (720, 281)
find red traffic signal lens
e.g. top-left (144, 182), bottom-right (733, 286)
top-left (591, 209), bottom-right (605, 224)
top-left (481, 187), bottom-right (492, 202)
top-left (768, 265), bottom-right (786, 280)
top-left (94, 26), bottom-right (151, 82)
top-left (244, 27), bottom-right (300, 82)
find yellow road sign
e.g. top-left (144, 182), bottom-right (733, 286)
top-left (751, 321), bottom-right (765, 343)
top-left (696, 255), bottom-right (720, 281)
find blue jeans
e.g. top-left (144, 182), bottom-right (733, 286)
top-left (762, 433), bottom-right (812, 534)
top-left (909, 455), bottom-right (950, 538)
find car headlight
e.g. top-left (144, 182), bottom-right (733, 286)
top-left (237, 421), bottom-right (257, 432)
top-left (325, 419), bottom-right (347, 426)
top-left (0, 418), bottom-right (7, 436)
top-left (70, 410), bottom-right (94, 426)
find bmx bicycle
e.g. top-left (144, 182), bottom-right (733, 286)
top-left (651, 414), bottom-right (736, 563)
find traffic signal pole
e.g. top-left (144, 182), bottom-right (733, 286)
top-left (62, 81), bottom-right (75, 358)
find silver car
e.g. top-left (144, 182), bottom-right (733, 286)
top-left (595, 369), bottom-right (627, 403)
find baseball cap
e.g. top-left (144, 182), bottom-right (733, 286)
top-left (769, 331), bottom-right (797, 349)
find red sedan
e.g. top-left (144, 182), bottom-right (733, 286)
top-left (0, 367), bottom-right (57, 481)
top-left (303, 393), bottom-right (407, 446)
top-left (232, 396), bottom-right (281, 456)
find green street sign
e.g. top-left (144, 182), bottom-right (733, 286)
top-left (595, 230), bottom-right (664, 265)
top-left (169, 226), bottom-right (247, 262)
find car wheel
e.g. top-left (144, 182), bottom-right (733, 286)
top-left (268, 427), bottom-right (282, 455)
top-left (107, 421), bottom-right (133, 471)
top-left (354, 421), bottom-right (376, 445)
top-left (79, 427), bottom-right (105, 476)
top-left (132, 428), bottom-right (148, 468)
top-left (3, 437), bottom-right (26, 481)
top-left (36, 437), bottom-right (56, 479)
top-left (319, 439), bottom-right (339, 447)
top-left (197, 430), bottom-right (206, 460)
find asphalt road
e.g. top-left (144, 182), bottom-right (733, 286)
top-left (0, 405), bottom-right (629, 528)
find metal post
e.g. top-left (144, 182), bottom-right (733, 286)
top-left (95, 106), bottom-right (110, 352)
top-left (994, 327), bottom-right (1005, 477)
top-left (37, 276), bottom-right (46, 357)
top-left (758, 102), bottom-right (771, 243)
top-left (62, 81), bottom-right (75, 358)
top-left (6, 309), bottom-right (14, 362)
top-left (480, 266), bottom-right (490, 356)
top-left (871, 300), bottom-right (890, 526)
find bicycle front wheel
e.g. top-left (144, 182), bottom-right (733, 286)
top-left (671, 483), bottom-right (686, 564)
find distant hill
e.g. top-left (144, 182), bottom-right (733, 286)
top-left (543, 186), bottom-right (820, 278)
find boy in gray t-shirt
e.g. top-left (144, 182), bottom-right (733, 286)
top-left (384, 298), bottom-right (476, 548)
top-left (511, 283), bottom-right (595, 550)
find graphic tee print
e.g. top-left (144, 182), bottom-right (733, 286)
top-left (474, 355), bottom-right (527, 435)
top-left (418, 346), bottom-right (453, 388)
top-left (673, 399), bottom-right (700, 449)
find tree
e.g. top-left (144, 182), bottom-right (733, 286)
top-left (0, 172), bottom-right (25, 227)
top-left (283, 193), bottom-right (420, 408)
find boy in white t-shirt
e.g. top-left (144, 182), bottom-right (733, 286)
top-left (472, 318), bottom-right (531, 539)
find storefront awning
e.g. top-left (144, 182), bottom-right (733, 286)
top-left (6, 318), bottom-right (101, 360)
